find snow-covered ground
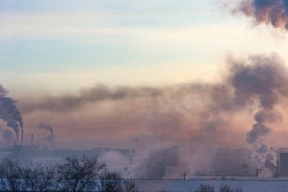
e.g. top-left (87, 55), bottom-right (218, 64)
top-left (133, 177), bottom-right (288, 192)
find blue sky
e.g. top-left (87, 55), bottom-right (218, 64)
top-left (1, 0), bottom-right (288, 95)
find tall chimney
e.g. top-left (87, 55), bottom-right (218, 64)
top-left (31, 134), bottom-right (33, 146)
top-left (21, 128), bottom-right (23, 145)
top-left (183, 172), bottom-right (186, 180)
top-left (256, 168), bottom-right (259, 177)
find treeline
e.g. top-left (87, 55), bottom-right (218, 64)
top-left (194, 183), bottom-right (243, 192)
top-left (0, 155), bottom-right (138, 192)
top-left (0, 155), bottom-right (246, 192)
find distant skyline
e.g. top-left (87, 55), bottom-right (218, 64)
top-left (1, 0), bottom-right (288, 96)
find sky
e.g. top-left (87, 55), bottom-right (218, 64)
top-left (2, 0), bottom-right (288, 178)
top-left (1, 0), bottom-right (288, 96)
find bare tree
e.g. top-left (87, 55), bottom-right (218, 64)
top-left (98, 171), bottom-right (123, 192)
top-left (0, 155), bottom-right (139, 192)
top-left (194, 183), bottom-right (215, 192)
top-left (219, 184), bottom-right (234, 192)
top-left (22, 163), bottom-right (58, 192)
top-left (123, 180), bottom-right (139, 192)
top-left (0, 157), bottom-right (25, 192)
top-left (57, 155), bottom-right (106, 192)
top-left (219, 184), bottom-right (243, 192)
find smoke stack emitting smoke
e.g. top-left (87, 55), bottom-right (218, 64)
top-left (0, 1), bottom-right (285, 178)
top-left (229, 55), bottom-right (285, 173)
top-left (12, 53), bottom-right (288, 178)
top-left (39, 123), bottom-right (55, 145)
top-left (234, 0), bottom-right (288, 30)
top-left (0, 85), bottom-right (23, 144)
top-left (2, 129), bottom-right (13, 145)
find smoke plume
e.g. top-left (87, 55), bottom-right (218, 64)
top-left (2, 129), bottom-right (14, 145)
top-left (19, 86), bottom-right (161, 114)
top-left (39, 123), bottom-right (55, 145)
top-left (15, 53), bottom-right (288, 178)
top-left (0, 85), bottom-right (23, 142)
top-left (99, 151), bottom-right (131, 177)
top-left (228, 54), bottom-right (287, 172)
top-left (233, 0), bottom-right (288, 30)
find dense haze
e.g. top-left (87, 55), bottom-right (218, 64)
top-left (2, 0), bottom-right (288, 179)
top-left (2, 53), bottom-right (288, 178)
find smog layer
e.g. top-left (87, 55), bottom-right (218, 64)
top-left (2, 0), bottom-right (288, 179)
top-left (1, 54), bottom-right (288, 178)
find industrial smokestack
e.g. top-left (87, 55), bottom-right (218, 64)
top-left (0, 84), bottom-right (23, 144)
top-left (275, 160), bottom-right (279, 177)
top-left (31, 134), bottom-right (33, 146)
top-left (256, 168), bottom-right (259, 177)
top-left (2, 129), bottom-right (13, 145)
top-left (39, 123), bottom-right (55, 145)
top-left (229, 55), bottom-right (284, 173)
top-left (21, 128), bottom-right (23, 145)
